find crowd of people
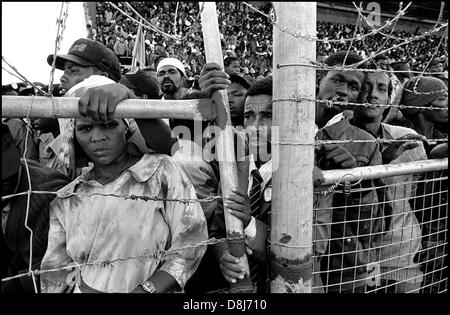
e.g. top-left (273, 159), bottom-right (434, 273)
top-left (89, 2), bottom-right (448, 82)
top-left (1, 3), bottom-right (448, 294)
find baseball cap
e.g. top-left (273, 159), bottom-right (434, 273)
top-left (2, 123), bottom-right (21, 181)
top-left (156, 57), bottom-right (186, 76)
top-left (47, 38), bottom-right (121, 82)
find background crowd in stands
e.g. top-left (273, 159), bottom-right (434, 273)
top-left (90, 2), bottom-right (447, 80)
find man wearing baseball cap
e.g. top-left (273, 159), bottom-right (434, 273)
top-left (47, 38), bottom-right (121, 92)
top-left (46, 38), bottom-right (176, 157)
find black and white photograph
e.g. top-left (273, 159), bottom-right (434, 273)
top-left (1, 1), bottom-right (447, 302)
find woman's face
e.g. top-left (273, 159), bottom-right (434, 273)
top-left (75, 118), bottom-right (128, 166)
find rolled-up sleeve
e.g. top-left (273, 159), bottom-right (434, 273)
top-left (158, 159), bottom-right (208, 289)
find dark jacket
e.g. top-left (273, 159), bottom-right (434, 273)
top-left (315, 119), bottom-right (393, 292)
top-left (3, 159), bottom-right (70, 292)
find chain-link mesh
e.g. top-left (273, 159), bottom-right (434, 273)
top-left (312, 166), bottom-right (447, 293)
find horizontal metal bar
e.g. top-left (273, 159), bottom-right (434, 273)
top-left (1, 96), bottom-right (214, 120)
top-left (316, 158), bottom-right (448, 186)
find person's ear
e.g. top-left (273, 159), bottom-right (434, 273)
top-left (316, 71), bottom-right (324, 90)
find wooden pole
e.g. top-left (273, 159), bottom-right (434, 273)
top-left (271, 2), bottom-right (316, 293)
top-left (1, 96), bottom-right (214, 120)
top-left (200, 2), bottom-right (253, 292)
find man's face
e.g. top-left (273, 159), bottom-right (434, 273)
top-left (226, 61), bottom-right (240, 75)
top-left (75, 118), bottom-right (128, 166)
top-left (376, 59), bottom-right (389, 70)
top-left (424, 90), bottom-right (448, 125)
top-left (60, 61), bottom-right (96, 91)
top-left (317, 68), bottom-right (365, 111)
top-left (354, 72), bottom-right (390, 121)
top-left (157, 65), bottom-right (183, 96)
top-left (228, 82), bottom-right (247, 125)
top-left (244, 94), bottom-right (272, 156)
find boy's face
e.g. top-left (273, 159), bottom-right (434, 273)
top-left (244, 94), bottom-right (272, 155)
top-left (317, 68), bottom-right (365, 111)
top-left (354, 72), bottom-right (390, 120)
top-left (75, 118), bottom-right (128, 166)
top-left (60, 61), bottom-right (96, 91)
top-left (228, 82), bottom-right (247, 124)
top-left (226, 60), bottom-right (241, 75)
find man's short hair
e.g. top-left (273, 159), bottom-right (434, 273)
top-left (246, 76), bottom-right (272, 98)
top-left (324, 50), bottom-right (366, 68)
top-left (224, 56), bottom-right (239, 67)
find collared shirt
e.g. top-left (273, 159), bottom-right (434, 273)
top-left (35, 131), bottom-right (78, 179)
top-left (40, 154), bottom-right (208, 293)
top-left (323, 116), bottom-right (427, 281)
top-left (172, 139), bottom-right (219, 227)
top-left (375, 123), bottom-right (427, 282)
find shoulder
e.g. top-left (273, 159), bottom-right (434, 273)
top-left (22, 159), bottom-right (70, 190)
top-left (319, 118), bottom-right (375, 141)
top-left (382, 123), bottom-right (418, 137)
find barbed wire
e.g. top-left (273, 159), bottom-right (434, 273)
top-left (2, 2), bottom-right (448, 293)
top-left (342, 1), bottom-right (364, 67)
top-left (353, 1), bottom-right (447, 42)
top-left (48, 2), bottom-right (69, 95)
top-left (344, 23), bottom-right (448, 70)
top-left (1, 236), bottom-right (235, 283)
top-left (2, 57), bottom-right (51, 97)
top-left (277, 61), bottom-right (448, 76)
top-left (408, 24), bottom-right (448, 94)
top-left (1, 189), bottom-right (222, 204)
top-left (242, 1), bottom-right (413, 43)
top-left (2, 65), bottom-right (28, 84)
top-left (107, 2), bottom-right (205, 43)
top-left (272, 98), bottom-right (449, 111)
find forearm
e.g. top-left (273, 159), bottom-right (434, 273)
top-left (135, 118), bottom-right (178, 156)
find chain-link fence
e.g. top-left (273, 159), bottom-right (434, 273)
top-left (312, 160), bottom-right (447, 293)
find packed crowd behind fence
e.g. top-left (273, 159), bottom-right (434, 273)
top-left (90, 2), bottom-right (447, 78)
top-left (1, 2), bottom-right (448, 293)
